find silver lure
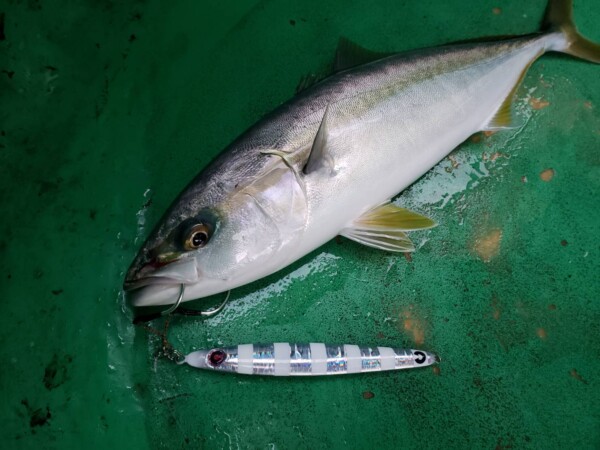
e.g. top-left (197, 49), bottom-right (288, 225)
top-left (182, 343), bottom-right (439, 376)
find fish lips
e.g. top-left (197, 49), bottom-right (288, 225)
top-left (123, 256), bottom-right (199, 291)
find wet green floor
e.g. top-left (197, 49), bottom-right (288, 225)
top-left (1, 0), bottom-right (599, 448)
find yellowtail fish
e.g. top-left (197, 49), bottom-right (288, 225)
top-left (124, 0), bottom-right (599, 307)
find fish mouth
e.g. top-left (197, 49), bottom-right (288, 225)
top-left (123, 256), bottom-right (199, 292)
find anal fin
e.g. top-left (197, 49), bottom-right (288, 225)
top-left (341, 203), bottom-right (436, 253)
top-left (484, 51), bottom-right (542, 130)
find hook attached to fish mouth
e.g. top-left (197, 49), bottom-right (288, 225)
top-left (159, 283), bottom-right (186, 316)
top-left (132, 284), bottom-right (231, 324)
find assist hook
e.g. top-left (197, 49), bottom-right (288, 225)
top-left (132, 285), bottom-right (230, 324)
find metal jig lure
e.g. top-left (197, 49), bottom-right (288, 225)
top-left (136, 286), bottom-right (440, 376)
top-left (180, 343), bottom-right (439, 376)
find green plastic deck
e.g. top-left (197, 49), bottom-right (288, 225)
top-left (0, 0), bottom-right (598, 448)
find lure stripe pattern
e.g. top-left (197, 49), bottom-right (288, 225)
top-left (183, 343), bottom-right (439, 376)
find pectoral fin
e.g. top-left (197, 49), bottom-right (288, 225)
top-left (341, 203), bottom-right (436, 253)
top-left (304, 105), bottom-right (336, 175)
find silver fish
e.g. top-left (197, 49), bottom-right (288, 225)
top-left (182, 343), bottom-right (439, 376)
top-left (124, 0), bottom-right (600, 307)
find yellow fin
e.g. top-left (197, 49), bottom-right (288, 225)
top-left (354, 203), bottom-right (437, 232)
top-left (485, 51), bottom-right (541, 130)
top-left (543, 0), bottom-right (600, 63)
top-left (486, 95), bottom-right (518, 130)
top-left (341, 228), bottom-right (415, 253)
top-left (341, 203), bottom-right (436, 253)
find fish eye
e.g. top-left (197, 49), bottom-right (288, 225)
top-left (183, 223), bottom-right (211, 250)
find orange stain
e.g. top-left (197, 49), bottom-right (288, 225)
top-left (490, 152), bottom-right (507, 161)
top-left (492, 7), bottom-right (502, 15)
top-left (569, 369), bottom-right (587, 384)
top-left (448, 155), bottom-right (460, 169)
top-left (536, 328), bottom-right (547, 340)
top-left (399, 309), bottom-right (426, 346)
top-left (491, 295), bottom-right (501, 320)
top-left (432, 366), bottom-right (441, 376)
top-left (529, 97), bottom-right (550, 110)
top-left (474, 229), bottom-right (503, 262)
top-left (540, 168), bottom-right (555, 182)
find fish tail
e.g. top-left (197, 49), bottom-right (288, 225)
top-left (542, 0), bottom-right (600, 63)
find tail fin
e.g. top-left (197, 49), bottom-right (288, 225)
top-left (542, 0), bottom-right (600, 63)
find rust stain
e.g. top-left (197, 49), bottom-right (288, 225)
top-left (583, 101), bottom-right (593, 110)
top-left (492, 7), bottom-right (502, 15)
top-left (471, 133), bottom-right (482, 143)
top-left (432, 366), bottom-right (441, 376)
top-left (548, 304), bottom-right (557, 310)
top-left (483, 130), bottom-right (497, 137)
top-left (536, 328), bottom-right (547, 340)
top-left (399, 309), bottom-right (425, 346)
top-left (473, 229), bottom-right (503, 262)
top-left (569, 369), bottom-right (588, 384)
top-left (529, 97), bottom-right (550, 110)
top-left (403, 252), bottom-right (412, 263)
top-left (448, 155), bottom-right (460, 169)
top-left (490, 152), bottom-right (507, 161)
top-left (491, 295), bottom-right (502, 320)
top-left (560, 239), bottom-right (568, 247)
top-left (540, 168), bottom-right (555, 182)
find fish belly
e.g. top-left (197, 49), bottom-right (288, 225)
top-left (297, 38), bottom-right (548, 257)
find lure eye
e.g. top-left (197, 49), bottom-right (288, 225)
top-left (183, 223), bottom-right (211, 250)
top-left (207, 350), bottom-right (227, 367)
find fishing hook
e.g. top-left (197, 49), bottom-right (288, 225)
top-left (176, 290), bottom-right (230, 317)
top-left (160, 283), bottom-right (185, 316)
top-left (132, 286), bottom-right (231, 324)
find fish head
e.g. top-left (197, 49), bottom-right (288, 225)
top-left (124, 161), bottom-right (307, 307)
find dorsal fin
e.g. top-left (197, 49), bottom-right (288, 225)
top-left (334, 37), bottom-right (394, 72)
top-left (295, 73), bottom-right (322, 94)
top-left (303, 105), bottom-right (336, 175)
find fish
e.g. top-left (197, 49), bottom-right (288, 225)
top-left (182, 343), bottom-right (439, 376)
top-left (124, 0), bottom-right (600, 308)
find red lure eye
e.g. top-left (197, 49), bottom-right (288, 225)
top-left (207, 350), bottom-right (227, 367)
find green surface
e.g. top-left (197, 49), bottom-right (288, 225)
top-left (1, 0), bottom-right (599, 448)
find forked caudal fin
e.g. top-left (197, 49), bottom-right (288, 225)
top-left (543, 0), bottom-right (600, 62)
top-left (485, 0), bottom-right (599, 130)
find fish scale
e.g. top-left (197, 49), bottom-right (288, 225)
top-left (125, 0), bottom-right (600, 308)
